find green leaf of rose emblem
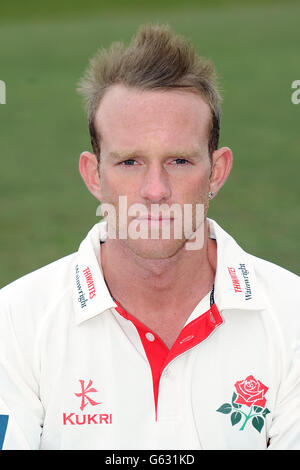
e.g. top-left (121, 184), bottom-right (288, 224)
top-left (262, 408), bottom-right (270, 418)
top-left (216, 403), bottom-right (232, 414)
top-left (252, 416), bottom-right (264, 433)
top-left (231, 411), bottom-right (242, 426)
top-left (232, 392), bottom-right (242, 408)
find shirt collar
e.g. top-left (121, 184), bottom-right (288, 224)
top-left (208, 218), bottom-right (265, 312)
top-left (73, 218), bottom-right (265, 325)
top-left (73, 221), bottom-right (116, 325)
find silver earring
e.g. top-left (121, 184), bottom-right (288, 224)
top-left (208, 190), bottom-right (214, 199)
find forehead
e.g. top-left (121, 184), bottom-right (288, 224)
top-left (94, 85), bottom-right (212, 153)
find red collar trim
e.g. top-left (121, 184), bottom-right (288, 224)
top-left (114, 302), bottom-right (223, 420)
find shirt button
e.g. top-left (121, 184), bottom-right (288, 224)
top-left (145, 332), bottom-right (155, 342)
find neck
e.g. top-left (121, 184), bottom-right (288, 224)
top-left (100, 221), bottom-right (217, 314)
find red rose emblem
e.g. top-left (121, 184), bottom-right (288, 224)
top-left (234, 375), bottom-right (268, 408)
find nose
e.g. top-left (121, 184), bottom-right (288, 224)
top-left (139, 164), bottom-right (171, 203)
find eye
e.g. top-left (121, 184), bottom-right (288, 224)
top-left (120, 159), bottom-right (137, 166)
top-left (172, 158), bottom-right (190, 165)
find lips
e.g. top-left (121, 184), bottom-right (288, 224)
top-left (136, 216), bottom-right (175, 223)
top-left (138, 216), bottom-right (174, 221)
top-left (135, 211), bottom-right (175, 222)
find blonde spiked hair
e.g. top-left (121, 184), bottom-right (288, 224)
top-left (77, 24), bottom-right (221, 161)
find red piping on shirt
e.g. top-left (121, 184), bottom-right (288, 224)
top-left (114, 302), bottom-right (223, 420)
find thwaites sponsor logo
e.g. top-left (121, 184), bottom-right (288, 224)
top-left (75, 264), bottom-right (88, 308)
top-left (82, 267), bottom-right (96, 299)
top-left (75, 265), bottom-right (97, 308)
top-left (62, 379), bottom-right (113, 426)
top-left (227, 267), bottom-right (242, 293)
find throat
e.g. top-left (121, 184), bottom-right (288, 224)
top-left (139, 312), bottom-right (191, 350)
top-left (100, 234), bottom-right (217, 345)
top-left (114, 286), bottom-right (214, 350)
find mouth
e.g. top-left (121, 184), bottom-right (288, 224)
top-left (136, 216), bottom-right (175, 222)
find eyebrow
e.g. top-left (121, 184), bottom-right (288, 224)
top-left (107, 148), bottom-right (203, 161)
top-left (107, 151), bottom-right (144, 161)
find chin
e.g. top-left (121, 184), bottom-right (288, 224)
top-left (124, 238), bottom-right (187, 260)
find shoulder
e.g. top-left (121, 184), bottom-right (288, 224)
top-left (0, 253), bottom-right (76, 325)
top-left (249, 254), bottom-right (300, 343)
top-left (0, 254), bottom-right (78, 371)
top-left (249, 253), bottom-right (299, 299)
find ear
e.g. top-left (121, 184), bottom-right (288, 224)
top-left (209, 147), bottom-right (233, 197)
top-left (79, 151), bottom-right (101, 201)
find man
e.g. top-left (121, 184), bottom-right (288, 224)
top-left (0, 24), bottom-right (299, 450)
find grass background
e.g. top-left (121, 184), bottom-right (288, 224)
top-left (0, 0), bottom-right (299, 286)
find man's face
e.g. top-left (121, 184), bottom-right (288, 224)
top-left (94, 84), bottom-right (213, 259)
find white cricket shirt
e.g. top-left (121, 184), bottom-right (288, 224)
top-left (0, 218), bottom-right (300, 450)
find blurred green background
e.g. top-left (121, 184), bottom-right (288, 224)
top-left (0, 0), bottom-right (299, 286)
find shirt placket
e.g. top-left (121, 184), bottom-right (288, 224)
top-left (114, 299), bottom-right (223, 421)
